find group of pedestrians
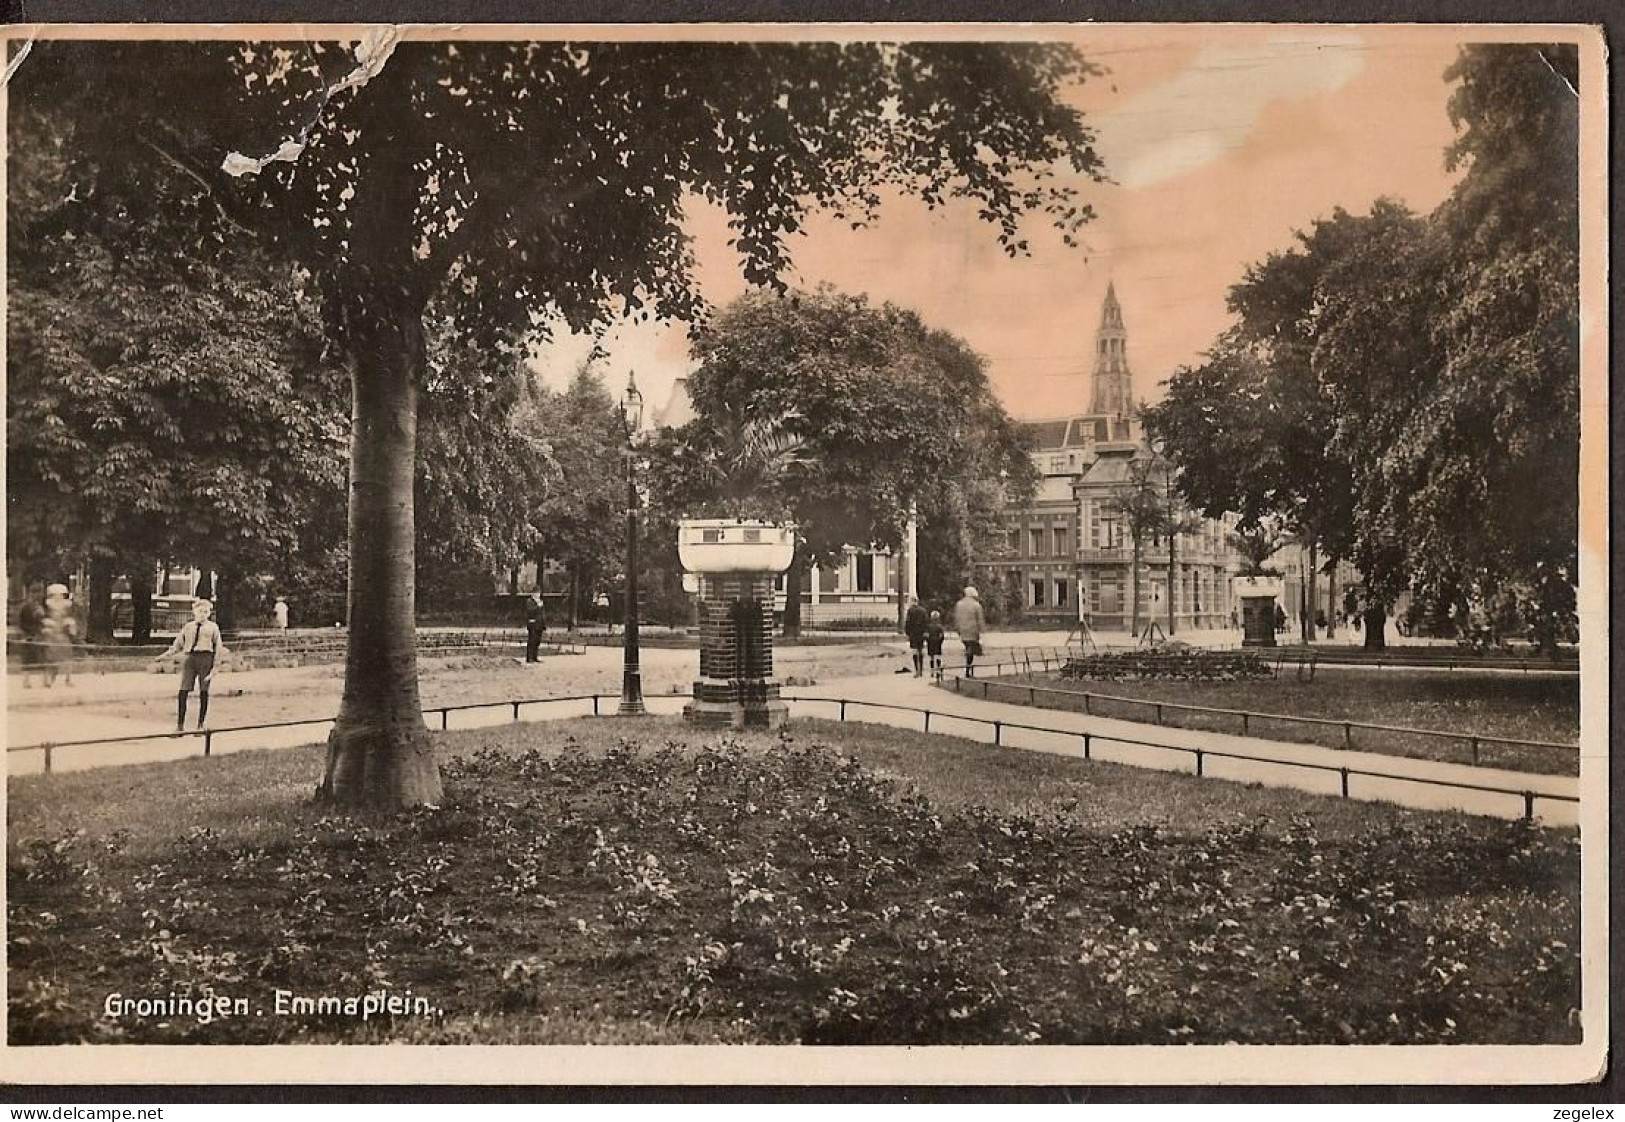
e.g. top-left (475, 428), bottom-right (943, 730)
top-left (15, 583), bottom-right (79, 689)
top-left (903, 585), bottom-right (987, 680)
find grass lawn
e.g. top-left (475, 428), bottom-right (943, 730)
top-left (9, 716), bottom-right (1580, 1046)
top-left (982, 668), bottom-right (1579, 776)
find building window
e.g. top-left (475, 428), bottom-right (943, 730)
top-left (1053, 527), bottom-right (1068, 556)
top-left (1031, 579), bottom-right (1046, 607)
top-left (1029, 528), bottom-right (1044, 557)
top-left (1008, 528), bottom-right (1021, 554)
top-left (855, 554), bottom-right (875, 592)
top-left (1055, 579), bottom-right (1069, 607)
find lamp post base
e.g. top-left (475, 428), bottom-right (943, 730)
top-left (618, 670), bottom-right (647, 715)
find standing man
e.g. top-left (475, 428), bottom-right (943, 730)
top-left (524, 591), bottom-right (547, 663)
top-left (154, 598), bottom-right (228, 732)
top-left (272, 597), bottom-right (290, 632)
top-left (953, 585), bottom-right (986, 678)
top-left (903, 596), bottom-right (930, 677)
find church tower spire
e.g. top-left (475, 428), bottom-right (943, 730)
top-left (1089, 283), bottom-right (1133, 415)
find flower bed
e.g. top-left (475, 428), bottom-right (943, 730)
top-left (1060, 648), bottom-right (1273, 682)
top-left (9, 721), bottom-right (1579, 1046)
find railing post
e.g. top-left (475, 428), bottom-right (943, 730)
top-left (923, 710), bottom-right (932, 733)
top-left (1194, 749), bottom-right (1204, 777)
top-left (993, 721), bottom-right (1002, 746)
top-left (1154, 703), bottom-right (1163, 725)
top-left (953, 677), bottom-right (962, 693)
top-left (1242, 712), bottom-right (1250, 735)
top-left (592, 695), bottom-right (600, 716)
top-left (513, 702), bottom-right (521, 721)
top-left (204, 731), bottom-right (213, 758)
top-left (1029, 686), bottom-right (1036, 705)
top-left (1470, 736), bottom-right (1480, 764)
top-left (1342, 722), bottom-right (1352, 749)
top-left (1523, 791), bottom-right (1535, 821)
top-left (1082, 733), bottom-right (1091, 760)
top-left (840, 700), bottom-right (848, 721)
top-left (1083, 693), bottom-right (1091, 716)
top-left (43, 744), bottom-right (52, 774)
top-left (440, 709), bottom-right (449, 730)
top-left (1340, 767), bottom-right (1350, 798)
top-left (981, 680), bottom-right (989, 699)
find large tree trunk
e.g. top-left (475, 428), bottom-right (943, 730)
top-left (318, 294), bottom-right (441, 809)
top-left (1167, 534), bottom-right (1177, 636)
top-left (86, 555), bottom-right (115, 645)
top-left (130, 563), bottom-right (154, 645)
top-left (1129, 538), bottom-right (1142, 637)
top-left (781, 540), bottom-right (805, 638)
top-left (1326, 562), bottom-right (1338, 640)
top-left (1301, 539), bottom-right (1318, 643)
top-left (215, 568), bottom-right (238, 636)
top-left (1363, 606), bottom-right (1387, 649)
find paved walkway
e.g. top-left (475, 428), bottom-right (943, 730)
top-left (8, 646), bottom-right (1580, 827)
top-left (784, 672), bottom-right (1580, 826)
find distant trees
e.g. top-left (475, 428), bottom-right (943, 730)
top-left (5, 214), bottom-right (352, 642)
top-left (518, 365), bottom-right (628, 626)
top-left (663, 288), bottom-right (1036, 635)
top-left (1148, 43), bottom-right (1580, 652)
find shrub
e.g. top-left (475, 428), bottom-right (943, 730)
top-left (1059, 649), bottom-right (1272, 682)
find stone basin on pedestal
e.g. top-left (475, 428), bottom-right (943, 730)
top-left (1232, 575), bottom-right (1284, 648)
top-left (678, 519), bottom-right (796, 729)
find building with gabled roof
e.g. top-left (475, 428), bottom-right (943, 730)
top-left (975, 286), bottom-right (1244, 632)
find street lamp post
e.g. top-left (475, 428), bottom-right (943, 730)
top-left (619, 372), bottom-right (646, 716)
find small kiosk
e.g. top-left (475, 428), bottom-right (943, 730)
top-left (677, 519), bottom-right (796, 729)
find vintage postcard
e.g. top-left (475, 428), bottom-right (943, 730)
top-left (0, 21), bottom-right (1609, 1088)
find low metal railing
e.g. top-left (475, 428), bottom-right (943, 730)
top-left (953, 674), bottom-right (1578, 767)
top-left (784, 694), bottom-right (1577, 823)
top-left (5, 633), bottom-right (585, 676)
top-left (9, 688), bottom-right (1577, 822)
top-left (1283, 647), bottom-right (1578, 674)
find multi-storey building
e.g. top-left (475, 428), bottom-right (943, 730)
top-left (977, 285), bottom-right (1244, 632)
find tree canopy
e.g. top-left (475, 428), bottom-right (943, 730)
top-left (15, 34), bottom-right (1105, 805)
top-left (1147, 43), bottom-right (1580, 649)
top-left (662, 287), bottom-right (1036, 631)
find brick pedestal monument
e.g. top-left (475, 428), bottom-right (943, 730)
top-left (1232, 576), bottom-right (1283, 649)
top-left (677, 520), bottom-right (795, 730)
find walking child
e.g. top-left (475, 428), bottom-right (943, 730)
top-left (925, 611), bottom-right (946, 681)
top-left (155, 598), bottom-right (228, 732)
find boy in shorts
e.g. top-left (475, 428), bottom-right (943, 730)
top-left (925, 611), bottom-right (947, 681)
top-left (154, 598), bottom-right (229, 732)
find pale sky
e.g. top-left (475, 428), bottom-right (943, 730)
top-left (532, 26), bottom-right (1469, 422)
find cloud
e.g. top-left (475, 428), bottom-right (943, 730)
top-left (1094, 32), bottom-right (1369, 188)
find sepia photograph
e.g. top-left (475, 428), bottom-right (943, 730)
top-left (0, 19), bottom-right (1609, 1087)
